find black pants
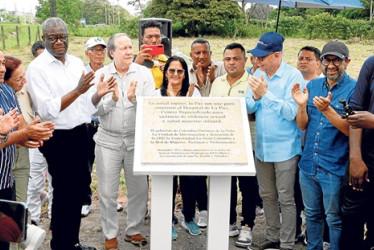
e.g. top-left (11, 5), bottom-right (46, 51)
top-left (195, 176), bottom-right (208, 211)
top-left (0, 187), bottom-right (15, 249)
top-left (179, 176), bottom-right (208, 222)
top-left (40, 124), bottom-right (90, 250)
top-left (341, 161), bottom-right (374, 250)
top-left (82, 122), bottom-right (98, 206)
top-left (172, 176), bottom-right (178, 216)
top-left (230, 176), bottom-right (259, 228)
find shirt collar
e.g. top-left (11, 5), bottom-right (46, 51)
top-left (273, 61), bottom-right (286, 78)
top-left (109, 62), bottom-right (136, 75)
top-left (323, 72), bottom-right (348, 90)
top-left (257, 61), bottom-right (285, 80)
top-left (18, 87), bottom-right (26, 95)
top-left (44, 49), bottom-right (69, 65)
top-left (334, 72), bottom-right (348, 89)
top-left (86, 63), bottom-right (93, 72)
top-left (223, 71), bottom-right (249, 86)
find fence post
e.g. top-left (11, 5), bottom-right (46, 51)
top-left (16, 26), bottom-right (20, 48)
top-left (1, 26), bottom-right (5, 50)
top-left (28, 25), bottom-right (31, 45)
top-left (35, 26), bottom-right (41, 42)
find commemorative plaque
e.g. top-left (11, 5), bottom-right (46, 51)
top-left (141, 97), bottom-right (248, 164)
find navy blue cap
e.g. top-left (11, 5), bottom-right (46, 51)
top-left (248, 32), bottom-right (284, 57)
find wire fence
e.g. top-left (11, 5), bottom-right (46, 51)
top-left (0, 24), bottom-right (42, 50)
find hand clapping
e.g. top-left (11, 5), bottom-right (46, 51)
top-left (248, 74), bottom-right (268, 100)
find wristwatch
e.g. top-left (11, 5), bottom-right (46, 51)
top-left (130, 95), bottom-right (137, 104)
top-left (0, 132), bottom-right (9, 144)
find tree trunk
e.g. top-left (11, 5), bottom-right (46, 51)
top-left (241, 1), bottom-right (248, 25)
top-left (49, 0), bottom-right (56, 17)
top-left (191, 20), bottom-right (199, 37)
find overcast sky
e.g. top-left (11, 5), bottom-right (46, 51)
top-left (2, 0), bottom-right (138, 16)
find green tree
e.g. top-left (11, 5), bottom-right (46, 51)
top-left (128, 0), bottom-right (148, 15)
top-left (81, 0), bottom-right (129, 25)
top-left (82, 0), bottom-right (106, 24)
top-left (201, 0), bottom-right (242, 32)
top-left (0, 9), bottom-right (18, 23)
top-left (36, 0), bottom-right (84, 25)
top-left (144, 0), bottom-right (240, 36)
top-left (338, 0), bottom-right (370, 20)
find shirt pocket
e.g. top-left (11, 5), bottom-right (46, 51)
top-left (330, 101), bottom-right (344, 118)
top-left (306, 100), bottom-right (317, 117)
top-left (135, 80), bottom-right (145, 96)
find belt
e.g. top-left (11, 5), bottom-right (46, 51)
top-left (88, 120), bottom-right (99, 128)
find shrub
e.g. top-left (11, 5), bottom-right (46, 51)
top-left (232, 23), bottom-right (271, 38)
top-left (277, 16), bottom-right (304, 37)
top-left (172, 21), bottom-right (189, 37)
top-left (306, 13), bottom-right (336, 39)
top-left (119, 17), bottom-right (140, 38)
top-left (69, 25), bottom-right (121, 37)
top-left (304, 13), bottom-right (373, 40)
top-left (350, 19), bottom-right (374, 39)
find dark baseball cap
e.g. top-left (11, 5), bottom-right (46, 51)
top-left (320, 41), bottom-right (349, 60)
top-left (248, 32), bottom-right (284, 57)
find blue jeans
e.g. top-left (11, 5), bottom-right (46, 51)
top-left (299, 167), bottom-right (343, 250)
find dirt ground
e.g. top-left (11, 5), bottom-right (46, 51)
top-left (37, 190), bottom-right (307, 250)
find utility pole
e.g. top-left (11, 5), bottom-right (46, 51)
top-left (105, 4), bottom-right (107, 25)
top-left (112, 1), bottom-right (115, 25)
top-left (49, 0), bottom-right (56, 17)
top-left (117, 0), bottom-right (120, 26)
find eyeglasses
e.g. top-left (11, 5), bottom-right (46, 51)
top-left (46, 34), bottom-right (68, 43)
top-left (89, 48), bottom-right (106, 54)
top-left (256, 52), bottom-right (276, 62)
top-left (321, 57), bottom-right (344, 67)
top-left (167, 68), bottom-right (185, 75)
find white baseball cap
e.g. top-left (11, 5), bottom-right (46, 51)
top-left (85, 37), bottom-right (106, 50)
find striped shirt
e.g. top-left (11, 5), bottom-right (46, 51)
top-left (0, 83), bottom-right (21, 190)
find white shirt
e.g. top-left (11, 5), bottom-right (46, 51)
top-left (26, 50), bottom-right (96, 129)
top-left (93, 62), bottom-right (155, 150)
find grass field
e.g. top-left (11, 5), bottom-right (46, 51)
top-left (5, 36), bottom-right (372, 244)
top-left (4, 35), bottom-right (373, 196)
top-left (3, 36), bottom-right (374, 79)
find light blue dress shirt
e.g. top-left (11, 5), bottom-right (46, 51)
top-left (245, 61), bottom-right (304, 162)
